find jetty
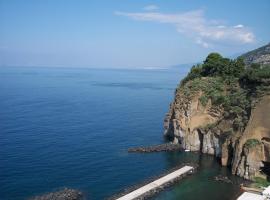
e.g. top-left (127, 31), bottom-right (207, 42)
top-left (115, 166), bottom-right (194, 200)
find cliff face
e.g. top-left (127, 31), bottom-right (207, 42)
top-left (164, 87), bottom-right (222, 154)
top-left (232, 95), bottom-right (270, 179)
top-left (164, 46), bottom-right (270, 180)
top-left (164, 90), bottom-right (270, 180)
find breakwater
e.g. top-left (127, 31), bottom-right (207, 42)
top-left (113, 166), bottom-right (194, 200)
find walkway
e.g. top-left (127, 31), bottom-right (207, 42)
top-left (115, 166), bottom-right (194, 200)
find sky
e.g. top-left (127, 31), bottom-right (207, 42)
top-left (0, 0), bottom-right (270, 68)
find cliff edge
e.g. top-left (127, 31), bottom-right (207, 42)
top-left (164, 45), bottom-right (270, 180)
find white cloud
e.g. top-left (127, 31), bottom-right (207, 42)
top-left (143, 5), bottom-right (159, 11)
top-left (196, 38), bottom-right (210, 48)
top-left (234, 24), bottom-right (244, 28)
top-left (115, 9), bottom-right (255, 48)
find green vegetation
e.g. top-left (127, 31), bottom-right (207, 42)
top-left (179, 52), bottom-right (270, 132)
top-left (181, 77), bottom-right (224, 105)
top-left (252, 177), bottom-right (270, 188)
top-left (245, 139), bottom-right (261, 148)
top-left (181, 53), bottom-right (245, 84)
top-left (204, 122), bottom-right (218, 131)
top-left (240, 64), bottom-right (270, 97)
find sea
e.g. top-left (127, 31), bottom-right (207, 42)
top-left (0, 66), bottom-right (242, 200)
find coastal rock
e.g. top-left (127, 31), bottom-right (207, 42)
top-left (202, 130), bottom-right (221, 156)
top-left (231, 95), bottom-right (270, 179)
top-left (128, 143), bottom-right (182, 153)
top-left (164, 83), bottom-right (270, 180)
top-left (29, 188), bottom-right (84, 200)
top-left (163, 44), bottom-right (270, 180)
top-left (214, 175), bottom-right (232, 184)
top-left (163, 86), bottom-right (222, 156)
top-left (236, 143), bottom-right (264, 179)
top-left (163, 87), bottom-right (221, 154)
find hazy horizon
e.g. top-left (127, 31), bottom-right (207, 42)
top-left (0, 0), bottom-right (270, 68)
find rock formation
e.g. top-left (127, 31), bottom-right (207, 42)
top-left (164, 45), bottom-right (270, 180)
top-left (241, 43), bottom-right (270, 66)
top-left (29, 188), bottom-right (84, 200)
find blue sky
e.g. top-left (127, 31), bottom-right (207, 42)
top-left (0, 0), bottom-right (269, 68)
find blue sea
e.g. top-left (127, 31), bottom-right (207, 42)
top-left (0, 66), bottom-right (242, 200)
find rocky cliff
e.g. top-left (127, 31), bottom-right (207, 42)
top-left (164, 46), bottom-right (270, 180)
top-left (240, 43), bottom-right (270, 66)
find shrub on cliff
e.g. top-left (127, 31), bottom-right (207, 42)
top-left (201, 53), bottom-right (228, 76)
top-left (181, 64), bottom-right (202, 85)
top-left (200, 53), bottom-right (245, 78)
top-left (178, 52), bottom-right (269, 132)
top-left (181, 53), bottom-right (246, 86)
top-left (240, 64), bottom-right (270, 84)
top-left (253, 177), bottom-right (270, 188)
top-left (244, 139), bottom-right (261, 148)
top-left (178, 52), bottom-right (270, 132)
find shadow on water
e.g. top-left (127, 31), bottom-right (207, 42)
top-left (151, 152), bottom-right (243, 200)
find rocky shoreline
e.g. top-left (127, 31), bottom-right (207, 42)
top-left (128, 143), bottom-right (182, 153)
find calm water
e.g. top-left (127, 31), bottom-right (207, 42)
top-left (0, 67), bottom-right (241, 200)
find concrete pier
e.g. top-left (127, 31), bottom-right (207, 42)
top-left (115, 166), bottom-right (194, 200)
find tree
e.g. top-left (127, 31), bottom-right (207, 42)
top-left (201, 53), bottom-right (224, 76)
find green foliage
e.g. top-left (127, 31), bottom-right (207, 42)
top-left (241, 65), bottom-right (270, 84)
top-left (200, 53), bottom-right (245, 78)
top-left (199, 95), bottom-right (208, 106)
top-left (201, 53), bottom-right (225, 76)
top-left (228, 58), bottom-right (245, 77)
top-left (181, 64), bottom-right (202, 85)
top-left (181, 77), bottom-right (225, 106)
top-left (240, 65), bottom-right (270, 97)
top-left (253, 177), bottom-right (270, 188)
top-left (222, 86), bottom-right (250, 130)
top-left (250, 63), bottom-right (261, 70)
top-left (204, 123), bottom-right (217, 130)
top-left (181, 53), bottom-right (247, 85)
top-left (245, 139), bottom-right (261, 148)
top-left (178, 52), bottom-right (270, 133)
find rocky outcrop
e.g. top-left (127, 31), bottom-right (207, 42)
top-left (29, 188), bottom-right (84, 200)
top-left (164, 43), bottom-right (270, 180)
top-left (128, 143), bottom-right (182, 153)
top-left (240, 43), bottom-right (270, 65)
top-left (164, 88), bottom-right (222, 154)
top-left (232, 95), bottom-right (270, 179)
top-left (164, 87), bottom-right (270, 180)
top-left (234, 142), bottom-right (264, 179)
top-left (164, 85), bottom-right (223, 156)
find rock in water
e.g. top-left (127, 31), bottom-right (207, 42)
top-left (214, 175), bottom-right (232, 184)
top-left (128, 143), bottom-right (182, 153)
top-left (29, 188), bottom-right (84, 200)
